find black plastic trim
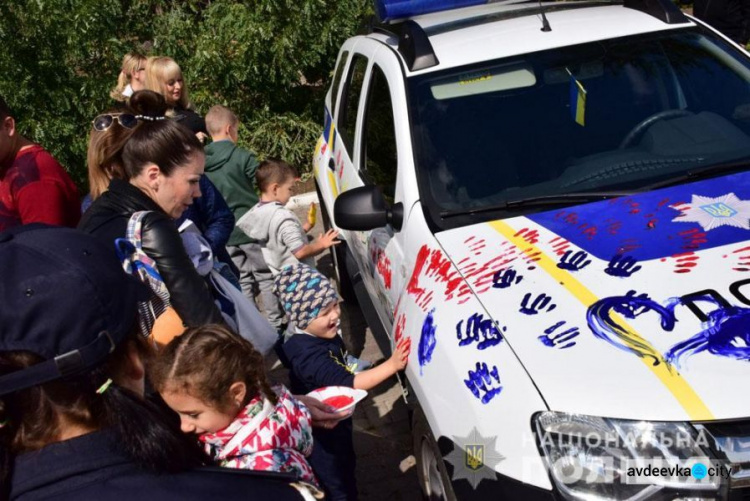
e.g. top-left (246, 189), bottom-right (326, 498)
top-left (623, 0), bottom-right (689, 23)
top-left (398, 20), bottom-right (439, 71)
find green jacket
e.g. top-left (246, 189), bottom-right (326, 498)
top-left (204, 140), bottom-right (259, 246)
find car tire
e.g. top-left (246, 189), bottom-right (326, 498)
top-left (316, 182), bottom-right (358, 304)
top-left (413, 406), bottom-right (458, 501)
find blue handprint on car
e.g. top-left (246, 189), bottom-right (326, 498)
top-left (456, 313), bottom-right (505, 350)
top-left (492, 268), bottom-right (523, 289)
top-left (605, 254), bottom-right (642, 278)
top-left (464, 362), bottom-right (503, 404)
top-left (557, 250), bottom-right (591, 272)
top-left (520, 293), bottom-right (557, 315)
top-left (539, 321), bottom-right (580, 349)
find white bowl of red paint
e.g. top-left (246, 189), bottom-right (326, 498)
top-left (306, 386), bottom-right (368, 413)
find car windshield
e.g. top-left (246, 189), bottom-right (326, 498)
top-left (409, 27), bottom-right (750, 229)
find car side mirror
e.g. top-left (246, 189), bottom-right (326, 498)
top-left (334, 185), bottom-right (403, 231)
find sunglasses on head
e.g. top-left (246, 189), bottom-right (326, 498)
top-left (92, 113), bottom-right (139, 131)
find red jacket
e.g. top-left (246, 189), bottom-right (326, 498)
top-left (0, 144), bottom-right (80, 232)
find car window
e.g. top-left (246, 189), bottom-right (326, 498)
top-left (331, 51), bottom-right (349, 117)
top-left (362, 64), bottom-right (398, 205)
top-left (338, 54), bottom-right (368, 156)
top-left (409, 28), bottom-right (750, 228)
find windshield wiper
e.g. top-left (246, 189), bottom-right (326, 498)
top-left (641, 159), bottom-right (750, 191)
top-left (439, 191), bottom-right (632, 219)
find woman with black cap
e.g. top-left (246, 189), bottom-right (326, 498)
top-left (0, 225), bottom-right (315, 500)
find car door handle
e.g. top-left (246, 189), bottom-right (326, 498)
top-left (328, 158), bottom-right (336, 172)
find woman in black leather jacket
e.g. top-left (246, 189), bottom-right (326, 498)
top-left (79, 90), bottom-right (224, 328)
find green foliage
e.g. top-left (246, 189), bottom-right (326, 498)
top-left (0, 0), bottom-right (370, 190)
top-left (243, 110), bottom-right (321, 179)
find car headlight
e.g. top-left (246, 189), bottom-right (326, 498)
top-left (534, 411), bottom-right (729, 500)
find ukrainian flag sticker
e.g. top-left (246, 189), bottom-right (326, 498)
top-left (569, 74), bottom-right (587, 127)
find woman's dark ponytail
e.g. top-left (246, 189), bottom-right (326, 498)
top-left (122, 89), bottom-right (203, 179)
top-left (91, 372), bottom-right (206, 472)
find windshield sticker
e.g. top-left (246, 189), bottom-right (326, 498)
top-left (418, 309), bottom-right (438, 375)
top-left (456, 313), bottom-right (505, 350)
top-left (464, 362), bottom-right (503, 404)
top-left (520, 293), bottom-right (557, 315)
top-left (459, 71), bottom-right (492, 86)
top-left (673, 193), bottom-right (750, 231)
top-left (568, 70), bottom-right (587, 127)
top-left (539, 321), bottom-right (580, 349)
top-left (529, 172), bottom-right (750, 262)
top-left (557, 250), bottom-right (592, 271)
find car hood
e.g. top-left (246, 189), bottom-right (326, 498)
top-left (434, 171), bottom-right (750, 422)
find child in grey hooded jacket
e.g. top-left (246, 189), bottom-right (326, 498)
top-left (236, 158), bottom-right (339, 333)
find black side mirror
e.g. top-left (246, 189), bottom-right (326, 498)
top-left (334, 185), bottom-right (403, 231)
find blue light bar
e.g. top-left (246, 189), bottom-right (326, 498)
top-left (374, 0), bottom-right (486, 22)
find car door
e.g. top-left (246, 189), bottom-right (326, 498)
top-left (357, 48), bottom-right (413, 331)
top-left (335, 39), bottom-right (412, 333)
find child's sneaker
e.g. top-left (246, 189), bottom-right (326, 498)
top-left (345, 354), bottom-right (372, 374)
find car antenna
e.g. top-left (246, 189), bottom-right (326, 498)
top-left (538, 0), bottom-right (552, 31)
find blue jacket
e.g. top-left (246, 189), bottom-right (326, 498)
top-left (283, 334), bottom-right (357, 500)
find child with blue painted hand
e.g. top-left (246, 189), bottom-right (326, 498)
top-left (274, 264), bottom-right (411, 501)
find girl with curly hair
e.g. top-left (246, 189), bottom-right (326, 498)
top-left (150, 324), bottom-right (318, 486)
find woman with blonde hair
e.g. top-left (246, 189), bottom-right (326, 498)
top-left (145, 56), bottom-right (207, 137)
top-left (110, 53), bottom-right (147, 103)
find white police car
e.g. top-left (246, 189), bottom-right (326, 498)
top-left (313, 0), bottom-right (750, 498)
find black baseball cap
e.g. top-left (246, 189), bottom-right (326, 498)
top-left (0, 224), bottom-right (149, 396)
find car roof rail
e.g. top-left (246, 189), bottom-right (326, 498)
top-left (368, 18), bottom-right (439, 72)
top-left (622, 0), bottom-right (689, 24)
